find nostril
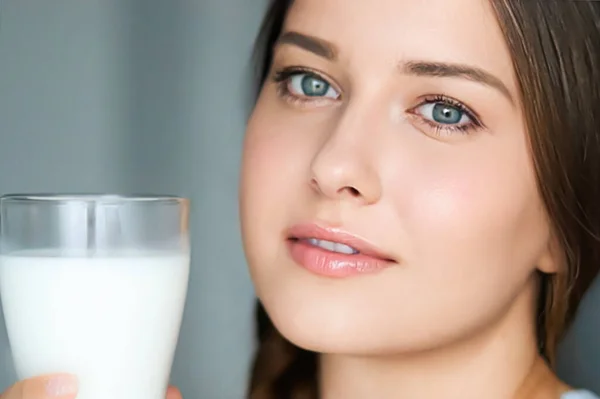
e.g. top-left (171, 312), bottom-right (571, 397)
top-left (310, 177), bottom-right (366, 200)
top-left (309, 178), bottom-right (320, 191)
top-left (346, 186), bottom-right (360, 196)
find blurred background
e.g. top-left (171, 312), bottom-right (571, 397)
top-left (0, 1), bottom-right (597, 397)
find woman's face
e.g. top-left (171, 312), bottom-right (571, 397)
top-left (240, 0), bottom-right (555, 354)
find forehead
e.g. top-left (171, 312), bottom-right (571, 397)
top-left (283, 0), bottom-right (516, 89)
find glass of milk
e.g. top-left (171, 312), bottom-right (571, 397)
top-left (0, 194), bottom-right (190, 399)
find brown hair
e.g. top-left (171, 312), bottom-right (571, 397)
top-left (247, 1), bottom-right (600, 398)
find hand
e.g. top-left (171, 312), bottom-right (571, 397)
top-left (1, 374), bottom-right (183, 399)
top-left (166, 386), bottom-right (183, 399)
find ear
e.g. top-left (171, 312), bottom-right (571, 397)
top-left (537, 232), bottom-right (562, 274)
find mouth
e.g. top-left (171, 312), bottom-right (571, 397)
top-left (285, 223), bottom-right (397, 278)
top-left (289, 237), bottom-right (360, 255)
top-left (286, 223), bottom-right (396, 261)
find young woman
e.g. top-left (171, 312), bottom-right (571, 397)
top-left (241, 0), bottom-right (600, 398)
top-left (2, 1), bottom-right (599, 398)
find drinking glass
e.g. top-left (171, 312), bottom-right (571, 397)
top-left (0, 194), bottom-right (190, 399)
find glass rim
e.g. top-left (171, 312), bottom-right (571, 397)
top-left (0, 193), bottom-right (189, 205)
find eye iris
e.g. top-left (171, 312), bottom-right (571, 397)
top-left (432, 103), bottom-right (462, 124)
top-left (301, 75), bottom-right (329, 96)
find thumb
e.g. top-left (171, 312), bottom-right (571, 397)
top-left (166, 386), bottom-right (182, 399)
top-left (2, 374), bottom-right (78, 399)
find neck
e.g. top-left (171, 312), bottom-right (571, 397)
top-left (318, 280), bottom-right (566, 399)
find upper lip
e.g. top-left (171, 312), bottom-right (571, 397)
top-left (286, 222), bottom-right (396, 262)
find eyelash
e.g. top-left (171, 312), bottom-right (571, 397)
top-left (271, 66), bottom-right (484, 136)
top-left (410, 95), bottom-right (483, 136)
top-left (272, 66), bottom-right (339, 107)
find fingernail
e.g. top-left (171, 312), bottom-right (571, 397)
top-left (45, 375), bottom-right (78, 397)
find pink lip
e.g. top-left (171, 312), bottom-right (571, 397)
top-left (286, 223), bottom-right (396, 278)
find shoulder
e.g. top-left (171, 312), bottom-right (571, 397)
top-left (561, 390), bottom-right (600, 399)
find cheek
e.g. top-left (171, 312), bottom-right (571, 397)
top-left (408, 171), bottom-right (509, 243)
top-left (241, 102), bottom-right (311, 210)
top-left (364, 142), bottom-right (549, 345)
top-left (390, 142), bottom-right (548, 279)
top-left (240, 97), bottom-right (318, 273)
top-left (240, 90), bottom-right (337, 212)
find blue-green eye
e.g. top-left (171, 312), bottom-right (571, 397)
top-left (288, 73), bottom-right (339, 98)
top-left (418, 102), bottom-right (472, 126)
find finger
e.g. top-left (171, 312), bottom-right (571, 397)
top-left (166, 385), bottom-right (182, 399)
top-left (1, 374), bottom-right (78, 399)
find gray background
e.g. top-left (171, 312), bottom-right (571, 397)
top-left (0, 1), bottom-right (597, 397)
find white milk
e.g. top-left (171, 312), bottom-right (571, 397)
top-left (0, 250), bottom-right (190, 399)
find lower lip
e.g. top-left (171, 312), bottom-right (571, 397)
top-left (287, 239), bottom-right (392, 278)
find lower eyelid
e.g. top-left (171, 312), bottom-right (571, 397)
top-left (404, 110), bottom-right (478, 134)
top-left (276, 85), bottom-right (335, 108)
top-left (278, 80), bottom-right (340, 105)
top-left (415, 101), bottom-right (481, 126)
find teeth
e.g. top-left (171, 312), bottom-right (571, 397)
top-left (307, 238), bottom-right (359, 255)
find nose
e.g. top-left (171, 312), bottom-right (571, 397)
top-left (309, 110), bottom-right (382, 205)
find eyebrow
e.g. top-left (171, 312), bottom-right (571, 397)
top-left (402, 61), bottom-right (514, 103)
top-left (276, 31), bottom-right (513, 103)
top-left (276, 31), bottom-right (337, 60)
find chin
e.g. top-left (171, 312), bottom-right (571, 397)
top-left (266, 307), bottom-right (490, 359)
top-left (255, 275), bottom-right (501, 358)
top-left (270, 312), bottom-right (389, 355)
top-left (257, 282), bottom-right (426, 356)
top-left (268, 312), bottom-right (441, 357)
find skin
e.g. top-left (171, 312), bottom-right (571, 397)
top-left (0, 374), bottom-right (182, 399)
top-left (240, 0), bottom-right (572, 397)
top-left (1, 0), bottom-right (577, 397)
